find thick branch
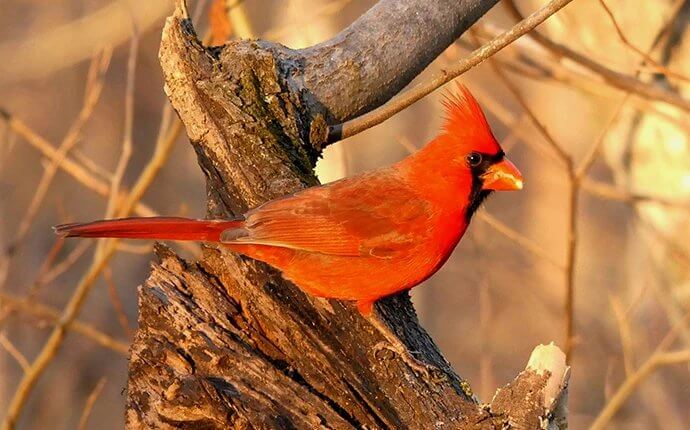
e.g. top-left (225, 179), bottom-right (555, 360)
top-left (129, 5), bottom-right (478, 427)
top-left (290, 0), bottom-right (500, 121)
top-left (128, 246), bottom-right (569, 428)
top-left (332, 0), bottom-right (576, 141)
top-left (125, 1), bottom-right (571, 428)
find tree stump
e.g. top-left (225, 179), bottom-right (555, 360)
top-left (125, 2), bottom-right (569, 428)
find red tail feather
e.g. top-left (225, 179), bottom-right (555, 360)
top-left (54, 217), bottom-right (244, 242)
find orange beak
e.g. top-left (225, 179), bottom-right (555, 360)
top-left (481, 158), bottom-right (523, 191)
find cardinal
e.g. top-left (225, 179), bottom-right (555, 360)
top-left (55, 85), bottom-right (522, 317)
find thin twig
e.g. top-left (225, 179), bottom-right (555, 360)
top-left (4, 111), bottom-right (202, 259)
top-left (0, 69), bottom-right (180, 430)
top-left (484, 41), bottom-right (571, 166)
top-left (562, 177), bottom-right (578, 362)
top-left (655, 311), bottom-right (690, 353)
top-left (488, 44), bottom-right (633, 361)
top-left (590, 349), bottom-right (690, 430)
top-left (117, 241), bottom-right (153, 255)
top-left (0, 257), bottom-right (8, 296)
top-left (116, 242), bottom-right (154, 255)
top-left (463, 31), bottom-right (567, 164)
top-left (478, 278), bottom-right (494, 401)
top-left (3, 204), bottom-right (126, 430)
top-left (473, 21), bottom-right (690, 136)
top-left (30, 237), bottom-right (65, 286)
top-left (581, 178), bottom-right (690, 209)
top-left (596, 0), bottom-right (690, 83)
top-left (0, 333), bottom-right (30, 372)
top-left (470, 85), bottom-right (564, 165)
top-left (609, 296), bottom-right (635, 376)
top-left (76, 378), bottom-right (107, 430)
top-left (25, 237), bottom-right (68, 297)
top-left (636, 214), bottom-right (690, 270)
top-left (332, 0), bottom-right (576, 142)
top-left (4, 114), bottom-right (157, 217)
top-left (0, 116), bottom-right (17, 171)
top-left (105, 31), bottom-right (137, 219)
top-left (11, 49), bottom-right (112, 250)
top-left (120, 119), bottom-right (182, 222)
top-left (644, 247), bottom-right (690, 353)
top-left (574, 96), bottom-right (630, 179)
top-left (566, 96), bottom-right (629, 361)
top-left (103, 266), bottom-right (133, 338)
top-left (35, 241), bottom-right (93, 287)
top-left (595, 311), bottom-right (690, 428)
top-left (486, 49), bottom-right (574, 361)
top-left (72, 149), bottom-right (114, 182)
top-left (0, 292), bottom-right (128, 355)
top-left (477, 212), bottom-right (562, 269)
top-left (504, 0), bottom-right (690, 113)
top-left (98, 30), bottom-right (138, 263)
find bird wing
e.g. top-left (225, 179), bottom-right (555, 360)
top-left (224, 171), bottom-right (435, 259)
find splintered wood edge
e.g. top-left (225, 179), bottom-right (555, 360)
top-left (526, 342), bottom-right (569, 411)
top-left (489, 342), bottom-right (569, 428)
top-left (156, 2), bottom-right (570, 428)
top-left (174, 0), bottom-right (189, 19)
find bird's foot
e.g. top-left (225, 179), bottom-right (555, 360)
top-left (368, 314), bottom-right (443, 381)
top-left (373, 340), bottom-right (437, 380)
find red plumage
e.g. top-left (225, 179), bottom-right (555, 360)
top-left (55, 217), bottom-right (242, 242)
top-left (55, 84), bottom-right (522, 315)
top-left (441, 84), bottom-right (497, 154)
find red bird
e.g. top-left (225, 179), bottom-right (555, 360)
top-left (56, 85), bottom-right (522, 316)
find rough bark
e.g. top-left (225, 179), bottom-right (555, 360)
top-left (283, 0), bottom-right (500, 122)
top-left (125, 1), bottom-right (569, 428)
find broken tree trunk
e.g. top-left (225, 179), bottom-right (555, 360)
top-left (125, 1), bottom-right (569, 428)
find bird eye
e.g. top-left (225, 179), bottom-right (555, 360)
top-left (467, 152), bottom-right (483, 167)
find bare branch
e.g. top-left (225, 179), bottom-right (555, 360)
top-left (0, 59), bottom-right (180, 428)
top-left (104, 30), bottom-right (139, 220)
top-left (591, 349), bottom-right (690, 429)
top-left (11, 50), bottom-right (111, 250)
top-left (478, 212), bottom-right (563, 269)
top-left (596, 0), bottom-right (690, 83)
top-left (0, 291), bottom-right (129, 355)
top-left (504, 0), bottom-right (690, 113)
top-left (122, 2), bottom-right (575, 427)
top-left (332, 0), bottom-right (576, 142)
top-left (3, 113), bottom-right (157, 217)
top-left (582, 178), bottom-right (690, 209)
top-left (76, 378), bottom-right (107, 430)
top-left (103, 266), bottom-right (134, 339)
top-left (292, 0), bottom-right (501, 122)
top-left (0, 333), bottom-right (30, 372)
top-left (0, 0), bottom-right (171, 85)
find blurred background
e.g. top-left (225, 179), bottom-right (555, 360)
top-left (1, 0), bottom-right (689, 428)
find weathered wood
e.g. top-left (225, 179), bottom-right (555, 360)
top-left (281, 0), bottom-right (501, 122)
top-left (125, 1), bottom-right (569, 428)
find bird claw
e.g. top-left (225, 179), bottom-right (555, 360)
top-left (367, 310), bottom-right (446, 382)
top-left (373, 340), bottom-right (438, 381)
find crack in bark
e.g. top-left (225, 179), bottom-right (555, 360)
top-left (125, 1), bottom-right (569, 428)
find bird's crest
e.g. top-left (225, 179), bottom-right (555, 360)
top-left (441, 84), bottom-right (499, 154)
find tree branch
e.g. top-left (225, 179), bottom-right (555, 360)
top-left (330, 0), bottom-right (576, 142)
top-left (124, 1), bottom-right (572, 427)
top-left (288, 0), bottom-right (500, 122)
top-left (504, 0), bottom-right (690, 113)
